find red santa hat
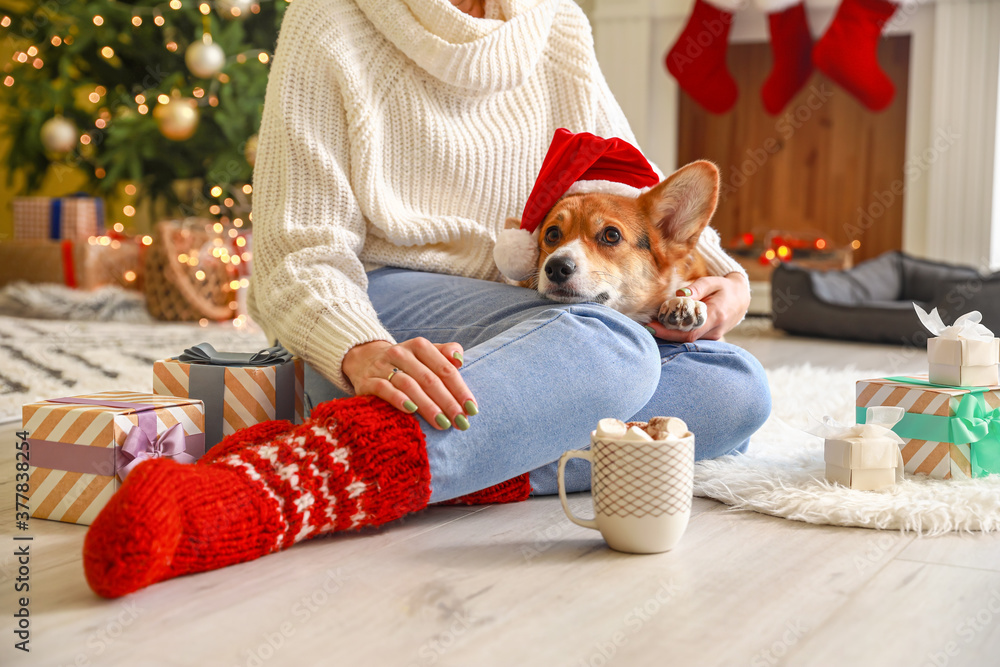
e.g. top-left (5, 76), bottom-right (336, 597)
top-left (494, 128), bottom-right (660, 281)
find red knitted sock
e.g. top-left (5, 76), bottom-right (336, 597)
top-left (83, 396), bottom-right (430, 598)
top-left (812, 0), bottom-right (898, 111)
top-left (441, 473), bottom-right (532, 506)
top-left (761, 2), bottom-right (814, 115)
top-left (665, 0), bottom-right (737, 114)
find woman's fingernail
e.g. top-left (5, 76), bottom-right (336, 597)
top-left (676, 287), bottom-right (692, 297)
top-left (644, 326), bottom-right (656, 336)
top-left (453, 414), bottom-right (470, 430)
top-left (403, 400), bottom-right (418, 413)
top-left (464, 400), bottom-right (479, 416)
top-left (453, 351), bottom-right (464, 365)
top-left (435, 413), bottom-right (451, 430)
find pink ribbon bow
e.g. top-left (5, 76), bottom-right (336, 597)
top-left (117, 422), bottom-right (195, 481)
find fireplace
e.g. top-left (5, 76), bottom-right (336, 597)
top-left (591, 0), bottom-right (1000, 274)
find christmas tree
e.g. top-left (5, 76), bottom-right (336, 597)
top-left (0, 0), bottom-right (288, 223)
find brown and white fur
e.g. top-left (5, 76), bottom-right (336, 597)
top-left (506, 161), bottom-right (720, 331)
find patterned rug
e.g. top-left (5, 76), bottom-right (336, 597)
top-left (0, 315), bottom-right (268, 423)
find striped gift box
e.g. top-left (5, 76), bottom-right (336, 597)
top-left (153, 357), bottom-right (304, 450)
top-left (13, 196), bottom-right (103, 241)
top-left (23, 391), bottom-right (205, 526)
top-left (856, 375), bottom-right (1000, 479)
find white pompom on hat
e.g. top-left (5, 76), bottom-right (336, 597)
top-left (494, 128), bottom-right (660, 281)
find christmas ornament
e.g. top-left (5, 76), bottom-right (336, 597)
top-left (40, 115), bottom-right (78, 153)
top-left (244, 134), bottom-right (258, 167)
top-left (154, 97), bottom-right (200, 141)
top-left (762, 1), bottom-right (814, 115)
top-left (185, 35), bottom-right (226, 79)
top-left (664, 0), bottom-right (740, 114)
top-left (813, 0), bottom-right (899, 111)
top-left (217, 0), bottom-right (256, 19)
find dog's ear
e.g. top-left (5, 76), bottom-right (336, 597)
top-left (640, 161), bottom-right (719, 247)
top-left (504, 217), bottom-right (522, 231)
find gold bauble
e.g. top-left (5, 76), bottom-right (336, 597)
top-left (185, 38), bottom-right (226, 79)
top-left (40, 115), bottom-right (78, 153)
top-left (244, 134), bottom-right (258, 167)
top-left (153, 97), bottom-right (199, 141)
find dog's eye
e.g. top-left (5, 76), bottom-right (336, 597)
top-left (601, 227), bottom-right (622, 245)
top-left (544, 226), bottom-right (561, 245)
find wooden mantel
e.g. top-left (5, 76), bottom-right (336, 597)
top-left (591, 0), bottom-right (1000, 270)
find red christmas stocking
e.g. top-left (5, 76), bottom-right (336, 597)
top-left (812, 0), bottom-right (899, 111)
top-left (83, 396), bottom-right (432, 598)
top-left (761, 1), bottom-right (814, 115)
top-left (440, 473), bottom-right (532, 505)
top-left (665, 0), bottom-right (738, 114)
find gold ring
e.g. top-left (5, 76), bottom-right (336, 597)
top-left (387, 368), bottom-right (401, 383)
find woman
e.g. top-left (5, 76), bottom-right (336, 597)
top-left (83, 0), bottom-right (771, 598)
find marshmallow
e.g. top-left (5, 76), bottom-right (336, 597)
top-left (622, 425), bottom-right (654, 442)
top-left (596, 418), bottom-right (628, 438)
top-left (647, 416), bottom-right (689, 440)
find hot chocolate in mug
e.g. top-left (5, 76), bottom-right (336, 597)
top-left (558, 417), bottom-right (694, 554)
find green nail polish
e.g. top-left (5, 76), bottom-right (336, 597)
top-left (677, 287), bottom-right (692, 297)
top-left (403, 400), bottom-right (418, 413)
top-left (435, 413), bottom-right (451, 429)
top-left (464, 400), bottom-right (479, 416)
top-left (454, 414), bottom-right (470, 430)
top-left (453, 351), bottom-right (464, 365)
top-left (644, 326), bottom-right (656, 336)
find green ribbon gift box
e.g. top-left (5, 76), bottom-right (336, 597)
top-left (856, 375), bottom-right (1000, 479)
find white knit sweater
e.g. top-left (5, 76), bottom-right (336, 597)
top-left (248, 0), bottom-right (746, 392)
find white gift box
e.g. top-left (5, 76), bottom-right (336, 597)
top-left (916, 305), bottom-right (999, 388)
top-left (824, 436), bottom-right (901, 491)
top-left (809, 407), bottom-right (905, 492)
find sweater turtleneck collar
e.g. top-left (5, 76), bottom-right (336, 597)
top-left (354, 0), bottom-right (559, 92)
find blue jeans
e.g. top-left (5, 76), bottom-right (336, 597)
top-left (304, 268), bottom-right (771, 503)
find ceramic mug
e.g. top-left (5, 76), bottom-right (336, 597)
top-left (558, 429), bottom-right (695, 554)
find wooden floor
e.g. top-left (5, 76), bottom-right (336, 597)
top-left (4, 323), bottom-right (1000, 666)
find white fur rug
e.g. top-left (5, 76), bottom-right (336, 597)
top-left (694, 364), bottom-right (1000, 534)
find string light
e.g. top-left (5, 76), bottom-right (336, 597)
top-left (125, 185), bottom-right (137, 195)
top-left (93, 16), bottom-right (104, 26)
top-left (101, 46), bottom-right (115, 59)
top-left (242, 184), bottom-right (252, 194)
top-left (210, 185), bottom-right (223, 197)
top-left (113, 222), bottom-right (125, 232)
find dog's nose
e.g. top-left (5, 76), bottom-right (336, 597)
top-left (545, 257), bottom-right (576, 284)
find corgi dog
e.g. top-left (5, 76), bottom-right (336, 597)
top-left (504, 160), bottom-right (720, 332)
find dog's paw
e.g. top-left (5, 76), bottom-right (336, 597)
top-left (658, 296), bottom-right (707, 331)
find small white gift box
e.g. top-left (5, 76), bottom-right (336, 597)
top-left (809, 407), bottom-right (905, 491)
top-left (915, 305), bottom-right (999, 387)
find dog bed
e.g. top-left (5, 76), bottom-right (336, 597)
top-left (771, 251), bottom-right (1000, 345)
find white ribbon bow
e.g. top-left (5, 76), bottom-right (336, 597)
top-left (914, 304), bottom-right (994, 341)
top-left (805, 406), bottom-right (906, 445)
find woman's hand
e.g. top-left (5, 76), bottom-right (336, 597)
top-left (648, 272), bottom-right (751, 343)
top-left (342, 338), bottom-right (477, 430)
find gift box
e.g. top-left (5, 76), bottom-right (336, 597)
top-left (915, 305), bottom-right (999, 387)
top-left (0, 239), bottom-right (142, 290)
top-left (153, 343), bottom-right (304, 450)
top-left (13, 196), bottom-right (104, 241)
top-left (856, 375), bottom-right (1000, 479)
top-left (23, 391), bottom-right (205, 526)
top-left (811, 407), bottom-right (904, 491)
